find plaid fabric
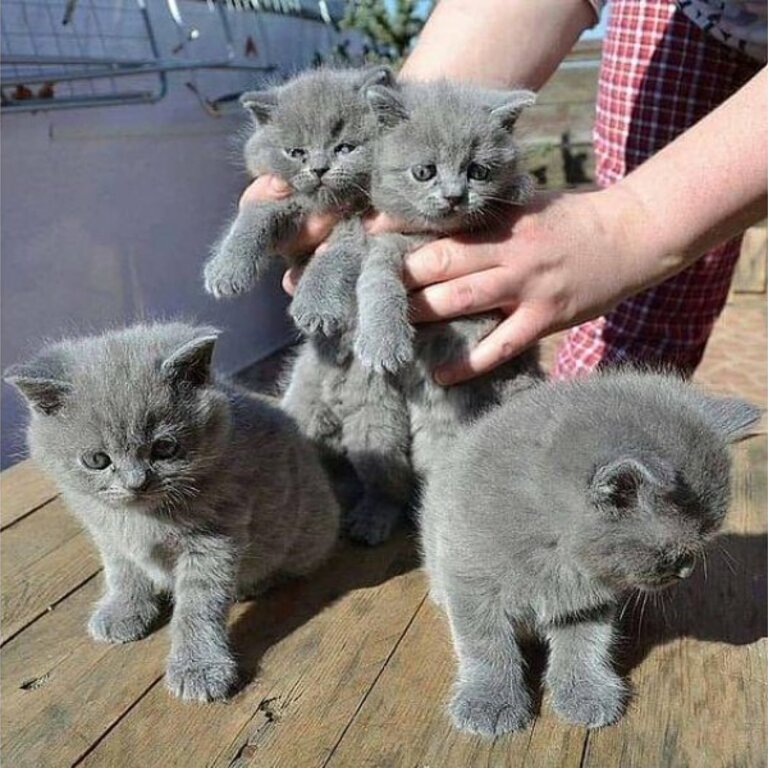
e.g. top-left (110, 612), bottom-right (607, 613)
top-left (553, 0), bottom-right (762, 379)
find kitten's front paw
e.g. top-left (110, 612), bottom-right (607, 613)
top-left (550, 676), bottom-right (626, 729)
top-left (203, 253), bottom-right (257, 299)
top-left (165, 651), bottom-right (238, 702)
top-left (289, 293), bottom-right (350, 338)
top-left (88, 597), bottom-right (159, 644)
top-left (354, 324), bottom-right (414, 375)
top-left (450, 684), bottom-right (532, 736)
top-left (344, 495), bottom-right (401, 546)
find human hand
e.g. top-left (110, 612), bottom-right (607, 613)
top-left (370, 190), bottom-right (654, 385)
top-left (239, 175), bottom-right (340, 272)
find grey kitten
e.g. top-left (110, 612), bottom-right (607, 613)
top-left (203, 65), bottom-right (390, 332)
top-left (5, 322), bottom-right (340, 702)
top-left (357, 81), bottom-right (542, 481)
top-left (420, 370), bottom-right (760, 735)
top-left (357, 80), bottom-right (536, 375)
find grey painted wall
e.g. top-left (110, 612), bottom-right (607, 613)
top-left (1, 3), bottom-right (346, 467)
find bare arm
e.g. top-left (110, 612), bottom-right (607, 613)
top-left (400, 0), bottom-right (596, 89)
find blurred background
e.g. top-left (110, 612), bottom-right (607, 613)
top-left (1, 1), bottom-right (763, 467)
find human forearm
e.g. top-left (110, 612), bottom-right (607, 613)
top-left (401, 0), bottom-right (597, 89)
top-left (609, 66), bottom-right (768, 293)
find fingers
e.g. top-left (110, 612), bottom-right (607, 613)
top-left (409, 267), bottom-right (516, 322)
top-left (239, 175), bottom-right (292, 208)
top-left (434, 306), bottom-right (552, 385)
top-left (402, 237), bottom-right (502, 289)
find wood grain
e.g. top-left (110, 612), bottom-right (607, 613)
top-left (78, 534), bottom-right (424, 768)
top-left (1, 498), bottom-right (101, 641)
top-left (0, 459), bottom-right (58, 529)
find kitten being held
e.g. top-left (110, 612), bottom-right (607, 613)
top-left (420, 370), bottom-right (759, 735)
top-left (204, 66), bottom-right (391, 325)
top-left (6, 323), bottom-right (340, 702)
top-left (356, 80), bottom-right (536, 374)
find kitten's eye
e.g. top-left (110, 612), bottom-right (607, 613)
top-left (467, 162), bottom-right (490, 181)
top-left (284, 147), bottom-right (306, 160)
top-left (411, 164), bottom-right (437, 182)
top-left (151, 437), bottom-right (179, 461)
top-left (334, 142), bottom-right (356, 155)
top-left (82, 452), bottom-right (112, 470)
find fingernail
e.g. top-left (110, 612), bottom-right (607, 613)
top-left (269, 177), bottom-right (291, 196)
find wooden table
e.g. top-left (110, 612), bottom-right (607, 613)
top-left (2, 438), bottom-right (766, 768)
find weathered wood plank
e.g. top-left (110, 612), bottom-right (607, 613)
top-left (1, 498), bottom-right (101, 641)
top-left (583, 435), bottom-right (767, 767)
top-left (1, 578), bottom-right (168, 768)
top-left (77, 534), bottom-right (425, 768)
top-left (0, 459), bottom-right (58, 529)
top-left (733, 222), bottom-right (767, 294)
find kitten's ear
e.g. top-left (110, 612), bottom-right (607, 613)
top-left (357, 65), bottom-right (395, 91)
top-left (489, 89), bottom-right (536, 130)
top-left (161, 333), bottom-right (219, 390)
top-left (365, 84), bottom-right (409, 127)
top-left (590, 456), bottom-right (669, 513)
top-left (240, 89), bottom-right (278, 124)
top-left (697, 394), bottom-right (762, 442)
top-left (4, 359), bottom-right (71, 416)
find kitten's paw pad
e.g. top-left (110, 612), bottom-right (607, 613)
top-left (354, 327), bottom-right (414, 375)
top-left (165, 654), bottom-right (238, 702)
top-left (203, 255), bottom-right (257, 298)
top-left (289, 305), bottom-right (344, 337)
top-left (88, 600), bottom-right (159, 644)
top-left (550, 680), bottom-right (626, 729)
top-left (344, 497), bottom-right (401, 546)
top-left (450, 689), bottom-right (532, 736)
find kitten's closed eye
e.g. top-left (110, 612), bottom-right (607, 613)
top-left (284, 148), bottom-right (306, 160)
top-left (467, 162), bottom-right (490, 181)
top-left (334, 143), bottom-right (356, 155)
top-left (151, 436), bottom-right (179, 461)
top-left (82, 451), bottom-right (112, 470)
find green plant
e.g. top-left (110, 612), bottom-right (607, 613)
top-left (314, 0), bottom-right (435, 68)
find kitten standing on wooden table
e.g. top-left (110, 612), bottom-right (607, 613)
top-left (420, 370), bottom-right (759, 734)
top-left (5, 323), bottom-right (340, 702)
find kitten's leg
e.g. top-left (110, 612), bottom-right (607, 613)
top-left (88, 553), bottom-right (160, 643)
top-left (545, 611), bottom-right (626, 728)
top-left (341, 366), bottom-right (412, 546)
top-left (165, 535), bottom-right (239, 702)
top-left (289, 220), bottom-right (364, 337)
top-left (446, 592), bottom-right (532, 736)
top-left (204, 199), bottom-right (304, 298)
top-left (354, 233), bottom-right (415, 374)
top-left (281, 342), bottom-right (342, 447)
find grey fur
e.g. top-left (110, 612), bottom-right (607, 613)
top-left (203, 66), bottom-right (391, 303)
top-left (420, 370), bottom-right (760, 734)
top-left (6, 322), bottom-right (340, 702)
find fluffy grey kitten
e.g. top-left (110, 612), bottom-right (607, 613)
top-left (357, 79), bottom-right (537, 375)
top-left (420, 370), bottom-right (760, 735)
top-left (5, 322), bottom-right (340, 702)
top-left (203, 65), bottom-right (390, 331)
top-left (359, 81), bottom-right (542, 477)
